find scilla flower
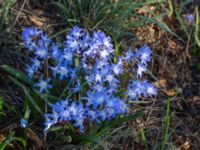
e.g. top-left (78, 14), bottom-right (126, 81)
top-left (20, 118), bottom-right (28, 128)
top-left (34, 77), bottom-right (52, 93)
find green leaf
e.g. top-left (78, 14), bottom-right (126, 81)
top-left (161, 98), bottom-right (171, 150)
top-left (23, 88), bottom-right (43, 116)
top-left (8, 76), bottom-right (43, 116)
top-left (0, 65), bottom-right (32, 85)
top-left (105, 110), bottom-right (144, 128)
top-left (140, 127), bottom-right (148, 150)
top-left (75, 135), bottom-right (102, 144)
top-left (134, 14), bottom-right (172, 33)
top-left (0, 132), bottom-right (26, 150)
top-left (133, 14), bottom-right (184, 42)
top-left (0, 95), bottom-right (3, 116)
top-left (49, 122), bottom-right (75, 132)
top-left (79, 110), bottom-right (144, 143)
top-left (24, 104), bottom-right (30, 122)
top-left (195, 6), bottom-right (200, 47)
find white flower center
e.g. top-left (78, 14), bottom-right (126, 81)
top-left (95, 74), bottom-right (102, 82)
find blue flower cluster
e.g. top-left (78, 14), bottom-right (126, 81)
top-left (184, 14), bottom-right (195, 23)
top-left (22, 25), bottom-right (157, 132)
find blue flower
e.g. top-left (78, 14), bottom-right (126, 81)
top-left (44, 114), bottom-right (58, 132)
top-left (87, 109), bottom-right (99, 122)
top-left (62, 50), bottom-right (73, 64)
top-left (94, 71), bottom-right (103, 83)
top-left (64, 26), bottom-right (84, 53)
top-left (127, 80), bottom-right (143, 100)
top-left (99, 109), bottom-right (108, 121)
top-left (69, 25), bottom-right (84, 38)
top-left (57, 65), bottom-right (70, 80)
top-left (138, 44), bottom-right (152, 65)
top-left (66, 38), bottom-right (79, 51)
top-left (105, 74), bottom-right (119, 86)
top-left (123, 48), bottom-right (135, 62)
top-left (127, 87), bottom-right (138, 101)
top-left (69, 102), bottom-right (80, 117)
top-left (90, 83), bottom-right (105, 92)
top-left (137, 63), bottom-right (146, 78)
top-left (84, 44), bottom-right (98, 59)
top-left (20, 118), bottom-right (28, 128)
top-left (105, 96), bottom-right (119, 108)
top-left (79, 32), bottom-right (91, 51)
top-left (117, 100), bottom-right (128, 114)
top-left (39, 33), bottom-right (51, 48)
top-left (31, 58), bottom-right (41, 70)
top-left (50, 65), bottom-right (60, 78)
top-left (51, 43), bottom-right (62, 59)
top-left (105, 97), bottom-right (128, 116)
top-left (53, 61), bottom-right (73, 80)
top-left (127, 80), bottom-right (157, 100)
top-left (185, 14), bottom-right (194, 23)
top-left (47, 98), bottom-right (86, 132)
top-left (35, 47), bottom-right (48, 59)
top-left (22, 27), bottom-right (39, 50)
top-left (95, 59), bottom-right (109, 69)
top-left (112, 59), bottom-right (123, 75)
top-left (70, 80), bottom-right (81, 93)
top-left (146, 83), bottom-right (157, 96)
top-left (25, 64), bottom-right (35, 78)
top-left (74, 115), bottom-right (85, 132)
top-left (82, 30), bottom-right (114, 59)
top-left (34, 77), bottom-right (52, 93)
top-left (134, 81), bottom-right (147, 96)
top-left (73, 103), bottom-right (85, 132)
top-left (92, 31), bottom-right (113, 51)
top-left (85, 90), bottom-right (107, 109)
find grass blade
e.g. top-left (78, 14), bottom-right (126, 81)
top-left (0, 95), bottom-right (3, 117)
top-left (1, 65), bottom-right (32, 85)
top-left (0, 132), bottom-right (26, 150)
top-left (160, 98), bottom-right (170, 150)
top-left (89, 110), bottom-right (144, 141)
top-left (8, 76), bottom-right (43, 116)
top-left (195, 6), bottom-right (200, 47)
top-left (140, 127), bottom-right (148, 150)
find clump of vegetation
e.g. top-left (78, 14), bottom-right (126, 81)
top-left (21, 25), bottom-right (156, 133)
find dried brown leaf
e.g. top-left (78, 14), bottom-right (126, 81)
top-left (168, 39), bottom-right (177, 49)
top-left (1, 123), bottom-right (18, 132)
top-left (180, 140), bottom-right (190, 150)
top-left (0, 133), bottom-right (5, 143)
top-left (154, 79), bottom-right (167, 88)
top-left (187, 96), bottom-right (200, 104)
top-left (29, 16), bottom-right (44, 27)
top-left (27, 128), bottom-right (44, 149)
top-left (163, 89), bottom-right (176, 96)
top-left (190, 96), bottom-right (200, 101)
